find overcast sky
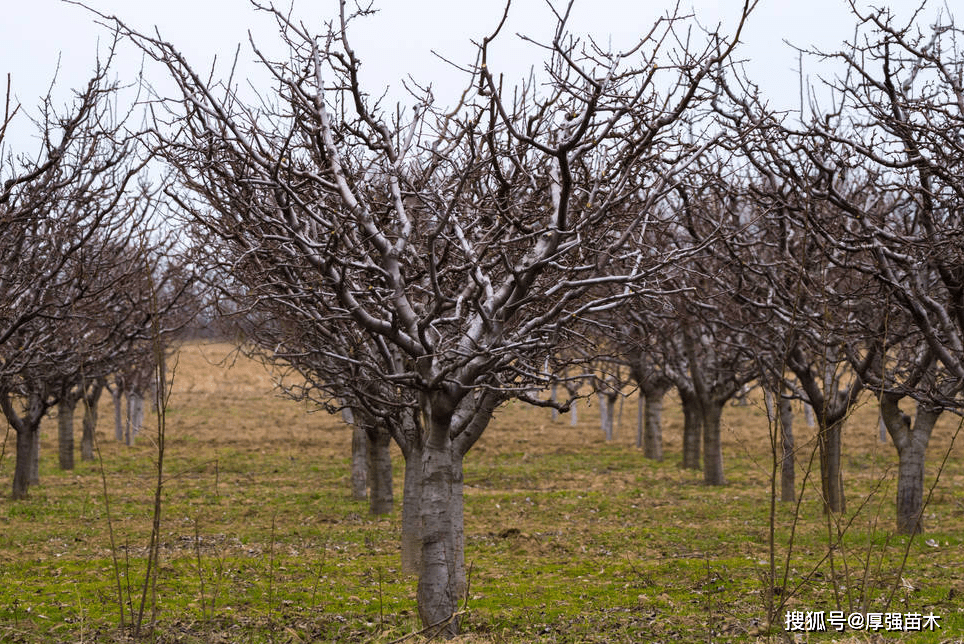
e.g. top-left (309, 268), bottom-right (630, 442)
top-left (0, 0), bottom-right (948, 155)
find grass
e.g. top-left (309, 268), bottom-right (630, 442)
top-left (0, 341), bottom-right (962, 642)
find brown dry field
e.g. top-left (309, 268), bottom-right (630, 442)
top-left (170, 341), bottom-right (964, 473)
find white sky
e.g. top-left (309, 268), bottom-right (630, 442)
top-left (0, 0), bottom-right (948, 156)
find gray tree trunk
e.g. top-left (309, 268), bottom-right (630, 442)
top-left (111, 383), bottom-right (124, 442)
top-left (57, 395), bottom-right (77, 471)
top-left (29, 423), bottom-right (41, 485)
top-left (550, 383), bottom-right (559, 422)
top-left (598, 389), bottom-right (617, 441)
top-left (635, 392), bottom-right (644, 448)
top-left (14, 425), bottom-right (36, 499)
top-left (350, 422), bottom-right (369, 501)
top-left (817, 417), bottom-right (845, 514)
top-left (702, 400), bottom-right (725, 485)
top-left (765, 390), bottom-right (796, 502)
top-left (2, 389), bottom-right (48, 499)
top-left (401, 442), bottom-right (423, 576)
top-left (367, 426), bottom-right (393, 515)
top-left (80, 380), bottom-right (103, 462)
top-left (880, 394), bottom-right (939, 534)
top-left (643, 387), bottom-right (666, 461)
top-left (565, 381), bottom-right (581, 426)
top-left (126, 390), bottom-right (144, 446)
top-left (680, 388), bottom-right (702, 470)
top-left (417, 425), bottom-right (461, 637)
top-left (779, 395), bottom-right (795, 503)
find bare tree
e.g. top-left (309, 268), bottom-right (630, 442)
top-left (104, 0), bottom-right (754, 631)
top-left (712, 2), bottom-right (964, 519)
top-left (0, 56), bottom-right (151, 499)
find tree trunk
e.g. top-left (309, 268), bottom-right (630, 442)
top-left (779, 395), bottom-right (795, 503)
top-left (58, 396), bottom-right (77, 471)
top-left (350, 423), bottom-right (369, 501)
top-left (80, 380), bottom-right (103, 462)
top-left (401, 442), bottom-right (423, 576)
top-left (817, 417), bottom-right (845, 514)
top-left (126, 390), bottom-right (144, 446)
top-left (598, 390), bottom-right (616, 441)
top-left (680, 389), bottom-right (702, 470)
top-left (417, 426), bottom-right (461, 636)
top-left (112, 383), bottom-right (124, 442)
top-left (643, 387), bottom-right (665, 461)
top-left (367, 426), bottom-right (393, 515)
top-left (13, 424), bottom-right (36, 500)
top-left (880, 394), bottom-right (939, 534)
top-left (635, 392), bottom-right (644, 448)
top-left (565, 381), bottom-right (580, 427)
top-left (3, 390), bottom-right (47, 497)
top-left (29, 423), bottom-right (41, 485)
top-left (550, 383), bottom-right (559, 422)
top-left (702, 399), bottom-right (725, 485)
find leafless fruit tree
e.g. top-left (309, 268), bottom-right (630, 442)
top-left (0, 55), bottom-right (161, 499)
top-left (105, 0), bottom-right (753, 631)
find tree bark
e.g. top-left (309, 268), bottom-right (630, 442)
top-left (417, 423), bottom-right (460, 636)
top-left (565, 381), bottom-right (581, 426)
top-left (58, 395), bottom-right (77, 471)
top-left (598, 389), bottom-right (617, 441)
top-left (880, 393), bottom-right (939, 534)
top-left (2, 390), bottom-right (47, 499)
top-left (401, 441), bottom-right (423, 576)
top-left (550, 383), bottom-right (559, 422)
top-left (817, 417), bottom-right (845, 514)
top-left (13, 425), bottom-right (36, 500)
top-left (29, 424), bottom-right (41, 485)
top-left (643, 386), bottom-right (666, 461)
top-left (702, 399), bottom-right (725, 485)
top-left (635, 391), bottom-right (644, 448)
top-left (111, 381), bottom-right (124, 442)
top-left (367, 425), bottom-right (393, 515)
top-left (80, 379), bottom-right (103, 462)
top-left (680, 387), bottom-right (702, 470)
top-left (126, 390), bottom-right (144, 446)
top-left (350, 422), bottom-right (369, 501)
top-left (779, 395), bottom-right (795, 503)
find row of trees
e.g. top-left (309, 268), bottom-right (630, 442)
top-left (0, 48), bottom-right (197, 499)
top-left (3, 0), bottom-right (962, 636)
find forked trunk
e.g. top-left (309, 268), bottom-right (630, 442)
top-left (895, 442), bottom-right (926, 534)
top-left (702, 400), bottom-right (725, 486)
top-left (350, 423), bottom-right (369, 501)
top-left (58, 396), bottom-right (77, 471)
top-left (880, 394), bottom-right (939, 534)
top-left (367, 427), bottom-right (393, 515)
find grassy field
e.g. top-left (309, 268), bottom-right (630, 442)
top-left (1, 341), bottom-right (962, 643)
